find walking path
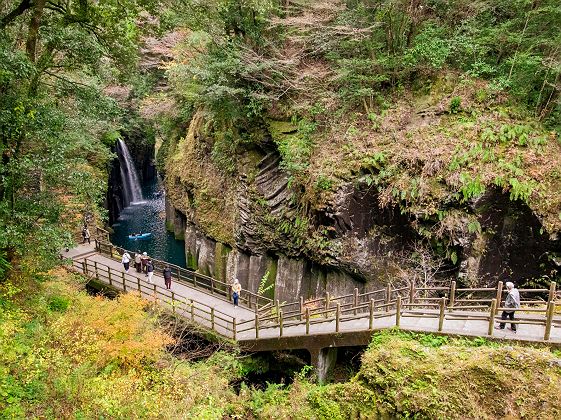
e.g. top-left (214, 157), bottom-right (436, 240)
top-left (63, 244), bottom-right (256, 330)
top-left (62, 244), bottom-right (561, 350)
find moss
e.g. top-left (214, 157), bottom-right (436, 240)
top-left (214, 242), bottom-right (232, 282)
top-left (186, 250), bottom-right (198, 270)
top-left (355, 330), bottom-right (561, 419)
top-left (265, 257), bottom-right (278, 300)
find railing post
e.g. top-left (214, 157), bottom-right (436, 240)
top-left (409, 282), bottom-right (415, 304)
top-left (488, 298), bottom-right (497, 336)
top-left (495, 281), bottom-right (503, 315)
top-left (305, 307), bottom-right (310, 335)
top-left (385, 284), bottom-right (391, 312)
top-left (279, 310), bottom-right (284, 337)
top-left (210, 278), bottom-right (214, 294)
top-left (276, 299), bottom-right (280, 323)
top-left (153, 284), bottom-right (157, 302)
top-left (193, 274), bottom-right (197, 288)
top-left (232, 316), bottom-right (237, 340)
top-left (137, 278), bottom-right (141, 294)
top-left (325, 292), bottom-right (330, 318)
top-left (548, 282), bottom-right (557, 303)
top-left (82, 260), bottom-right (87, 275)
top-left (122, 272), bottom-right (126, 292)
top-left (248, 294), bottom-right (252, 310)
top-left (449, 281), bottom-right (456, 311)
top-left (211, 307), bottom-right (215, 330)
top-left (353, 288), bottom-right (359, 315)
top-left (336, 303), bottom-right (341, 332)
top-left (369, 298), bottom-right (374, 330)
top-left (544, 301), bottom-right (554, 340)
top-left (438, 297), bottom-right (446, 331)
top-left (171, 292), bottom-right (176, 314)
top-left (190, 299), bottom-right (194, 321)
top-left (255, 313), bottom-right (259, 339)
top-left (110, 244), bottom-right (114, 258)
top-left (108, 269), bottom-right (112, 286)
top-left (94, 261), bottom-right (98, 281)
top-left (299, 296), bottom-right (304, 321)
top-left (395, 296), bottom-right (402, 327)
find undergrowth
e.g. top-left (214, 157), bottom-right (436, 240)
top-left (3, 270), bottom-right (561, 419)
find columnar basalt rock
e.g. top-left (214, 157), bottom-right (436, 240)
top-left (163, 115), bottom-right (561, 301)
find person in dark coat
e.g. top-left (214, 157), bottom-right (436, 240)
top-left (82, 226), bottom-right (91, 244)
top-left (163, 266), bottom-right (172, 289)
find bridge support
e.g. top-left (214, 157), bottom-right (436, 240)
top-left (309, 347), bottom-right (337, 384)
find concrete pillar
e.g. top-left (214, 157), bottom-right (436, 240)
top-left (309, 347), bottom-right (338, 384)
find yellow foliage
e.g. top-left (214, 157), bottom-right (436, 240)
top-left (50, 291), bottom-right (174, 369)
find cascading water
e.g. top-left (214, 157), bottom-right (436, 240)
top-left (116, 139), bottom-right (143, 206)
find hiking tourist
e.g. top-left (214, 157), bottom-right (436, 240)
top-left (497, 281), bottom-right (521, 332)
top-left (232, 278), bottom-right (242, 307)
top-left (141, 252), bottom-right (149, 273)
top-left (163, 265), bottom-right (172, 289)
top-left (146, 260), bottom-right (154, 284)
top-left (82, 226), bottom-right (90, 244)
top-left (121, 251), bottom-right (131, 273)
top-left (134, 250), bottom-right (142, 272)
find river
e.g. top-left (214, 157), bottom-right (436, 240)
top-left (110, 176), bottom-right (187, 267)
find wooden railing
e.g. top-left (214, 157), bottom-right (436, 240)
top-left (73, 257), bottom-right (239, 339)
top-left (94, 239), bottom-right (273, 311)
top-left (70, 253), bottom-right (560, 343)
top-left (249, 280), bottom-right (560, 342)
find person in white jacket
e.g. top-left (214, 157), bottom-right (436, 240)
top-left (121, 251), bottom-right (131, 273)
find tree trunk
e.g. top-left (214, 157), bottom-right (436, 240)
top-left (25, 0), bottom-right (47, 62)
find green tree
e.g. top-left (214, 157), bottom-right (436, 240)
top-left (0, 0), bottom-right (159, 269)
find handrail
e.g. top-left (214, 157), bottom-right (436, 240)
top-left (94, 239), bottom-right (273, 310)
top-left (69, 249), bottom-right (560, 344)
top-left (74, 257), bottom-right (239, 339)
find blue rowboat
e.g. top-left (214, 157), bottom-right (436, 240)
top-left (128, 232), bottom-right (152, 240)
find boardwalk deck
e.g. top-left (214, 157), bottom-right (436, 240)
top-left (62, 243), bottom-right (561, 366)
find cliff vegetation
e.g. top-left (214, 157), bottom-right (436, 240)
top-left (152, 0), bottom-right (561, 288)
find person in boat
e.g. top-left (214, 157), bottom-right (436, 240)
top-left (134, 250), bottom-right (142, 273)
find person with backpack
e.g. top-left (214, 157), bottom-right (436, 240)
top-left (121, 251), bottom-right (131, 273)
top-left (163, 266), bottom-right (172, 289)
top-left (82, 226), bottom-right (91, 244)
top-left (146, 260), bottom-right (154, 284)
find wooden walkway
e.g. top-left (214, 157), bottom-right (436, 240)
top-left (62, 241), bottom-right (561, 357)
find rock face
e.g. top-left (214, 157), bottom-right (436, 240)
top-left (459, 189), bottom-right (561, 286)
top-left (163, 116), bottom-right (561, 303)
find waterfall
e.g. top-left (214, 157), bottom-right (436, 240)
top-left (116, 139), bottom-right (143, 206)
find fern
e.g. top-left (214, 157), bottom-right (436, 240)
top-left (258, 271), bottom-right (274, 295)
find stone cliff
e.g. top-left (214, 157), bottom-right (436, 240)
top-left (161, 105), bottom-right (561, 303)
